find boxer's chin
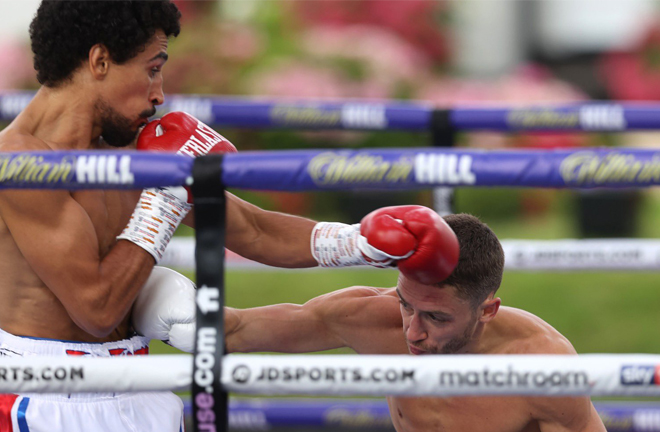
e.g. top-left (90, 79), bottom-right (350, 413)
top-left (101, 124), bottom-right (138, 148)
top-left (96, 99), bottom-right (139, 148)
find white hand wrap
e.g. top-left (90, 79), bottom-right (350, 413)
top-left (117, 187), bottom-right (191, 263)
top-left (132, 266), bottom-right (196, 353)
top-left (311, 222), bottom-right (405, 268)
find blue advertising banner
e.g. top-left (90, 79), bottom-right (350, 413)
top-left (0, 151), bottom-right (191, 190)
top-left (222, 148), bottom-right (660, 191)
top-left (4, 91), bottom-right (660, 132)
top-left (2, 148), bottom-right (660, 191)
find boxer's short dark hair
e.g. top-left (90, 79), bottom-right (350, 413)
top-left (439, 213), bottom-right (504, 308)
top-left (30, 0), bottom-right (181, 87)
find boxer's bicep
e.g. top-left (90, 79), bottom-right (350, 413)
top-left (318, 287), bottom-right (398, 352)
top-left (0, 189), bottom-right (101, 285)
top-left (226, 301), bottom-right (345, 353)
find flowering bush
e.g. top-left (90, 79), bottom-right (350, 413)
top-left (291, 0), bottom-right (451, 64)
top-left (418, 64), bottom-right (589, 150)
top-left (601, 21), bottom-right (660, 100)
top-left (0, 39), bottom-right (38, 90)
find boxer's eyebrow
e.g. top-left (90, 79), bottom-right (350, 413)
top-left (149, 52), bottom-right (169, 63)
top-left (395, 288), bottom-right (408, 304)
top-left (396, 288), bottom-right (453, 319)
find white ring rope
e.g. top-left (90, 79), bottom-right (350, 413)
top-left (2, 354), bottom-right (659, 397)
top-left (161, 237), bottom-right (660, 272)
top-left (0, 355), bottom-right (191, 393)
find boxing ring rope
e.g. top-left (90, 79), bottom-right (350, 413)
top-left (1, 353), bottom-right (660, 397)
top-left (222, 400), bottom-right (659, 431)
top-left (162, 237), bottom-right (660, 272)
top-left (1, 148), bottom-right (659, 191)
top-left (1, 91), bottom-right (659, 131)
top-left (1, 90), bottom-right (656, 217)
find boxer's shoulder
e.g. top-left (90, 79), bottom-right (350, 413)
top-left (0, 129), bottom-right (50, 152)
top-left (488, 306), bottom-right (576, 355)
top-left (316, 285), bottom-right (397, 309)
top-left (309, 286), bottom-right (400, 325)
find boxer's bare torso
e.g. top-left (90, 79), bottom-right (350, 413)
top-left (0, 123), bottom-right (138, 342)
top-left (227, 285), bottom-right (602, 432)
top-left (342, 288), bottom-right (600, 432)
top-left (0, 30), bottom-right (174, 343)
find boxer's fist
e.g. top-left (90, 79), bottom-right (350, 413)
top-left (311, 206), bottom-right (459, 284)
top-left (138, 111), bottom-right (236, 157)
top-left (132, 266), bottom-right (196, 353)
top-left (361, 206), bottom-right (459, 284)
top-left (137, 112), bottom-right (237, 204)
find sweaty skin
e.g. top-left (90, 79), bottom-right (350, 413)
top-left (225, 276), bottom-right (606, 432)
top-left (0, 31), bottom-right (316, 343)
top-left (0, 32), bottom-right (172, 342)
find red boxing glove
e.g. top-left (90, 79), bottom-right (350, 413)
top-left (137, 111), bottom-right (237, 202)
top-left (138, 111), bottom-right (236, 157)
top-left (360, 205), bottom-right (459, 285)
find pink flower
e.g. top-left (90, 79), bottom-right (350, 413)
top-left (303, 25), bottom-right (431, 86)
top-left (600, 19), bottom-right (660, 100)
top-left (292, 0), bottom-right (450, 63)
top-left (217, 23), bottom-right (265, 63)
top-left (0, 39), bottom-right (35, 90)
top-left (246, 60), bottom-right (353, 99)
top-left (416, 64), bottom-right (589, 149)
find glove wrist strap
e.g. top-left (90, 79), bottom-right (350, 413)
top-left (118, 187), bottom-right (191, 263)
top-left (311, 222), bottom-right (397, 268)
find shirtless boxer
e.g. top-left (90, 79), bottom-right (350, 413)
top-left (222, 212), bottom-right (607, 432)
top-left (0, 2), bottom-right (451, 431)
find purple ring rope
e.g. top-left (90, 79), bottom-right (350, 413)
top-left (0, 151), bottom-right (191, 190)
top-left (3, 91), bottom-right (660, 131)
top-left (181, 399), bottom-right (660, 431)
top-left (221, 148), bottom-right (660, 190)
top-left (2, 148), bottom-right (660, 190)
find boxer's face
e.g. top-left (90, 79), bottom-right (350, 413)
top-left (397, 274), bottom-right (481, 355)
top-left (95, 30), bottom-right (168, 147)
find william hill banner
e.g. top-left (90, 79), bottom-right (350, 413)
top-left (221, 148), bottom-right (660, 191)
top-left (2, 148), bottom-right (660, 191)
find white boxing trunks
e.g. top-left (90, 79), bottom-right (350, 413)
top-left (0, 328), bottom-right (184, 432)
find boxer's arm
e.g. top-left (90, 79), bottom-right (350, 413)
top-left (224, 192), bottom-right (317, 268)
top-left (529, 338), bottom-right (606, 431)
top-left (0, 188), bottom-right (153, 338)
top-left (226, 286), bottom-right (397, 353)
top-left (534, 398), bottom-right (605, 432)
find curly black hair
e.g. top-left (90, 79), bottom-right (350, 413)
top-left (30, 1), bottom-right (181, 87)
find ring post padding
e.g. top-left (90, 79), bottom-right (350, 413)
top-left (192, 154), bottom-right (228, 432)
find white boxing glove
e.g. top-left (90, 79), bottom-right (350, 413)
top-left (131, 266), bottom-right (196, 352)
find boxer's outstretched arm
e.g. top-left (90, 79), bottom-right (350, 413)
top-left (0, 188), bottom-right (154, 338)
top-left (534, 398), bottom-right (605, 432)
top-left (226, 286), bottom-right (399, 353)
top-left (529, 338), bottom-right (606, 432)
top-left (224, 192), bottom-right (317, 268)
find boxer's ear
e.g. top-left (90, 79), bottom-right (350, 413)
top-left (478, 296), bottom-right (500, 323)
top-left (88, 44), bottom-right (111, 80)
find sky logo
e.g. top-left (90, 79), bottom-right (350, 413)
top-left (620, 365), bottom-right (660, 385)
